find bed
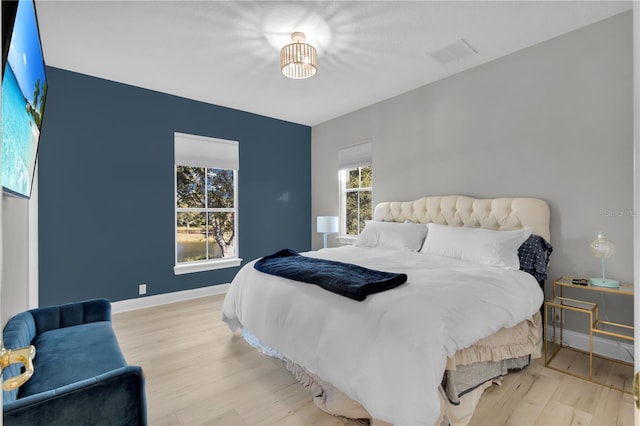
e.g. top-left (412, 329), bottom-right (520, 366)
top-left (222, 195), bottom-right (551, 425)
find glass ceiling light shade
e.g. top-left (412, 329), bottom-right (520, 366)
top-left (588, 231), bottom-right (620, 288)
top-left (280, 32), bottom-right (317, 79)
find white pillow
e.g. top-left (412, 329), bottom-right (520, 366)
top-left (420, 223), bottom-right (531, 269)
top-left (354, 221), bottom-right (429, 251)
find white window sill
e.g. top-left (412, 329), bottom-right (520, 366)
top-left (174, 258), bottom-right (243, 275)
top-left (336, 235), bottom-right (357, 245)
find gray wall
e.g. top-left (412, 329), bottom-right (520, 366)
top-left (2, 177), bottom-right (38, 327)
top-left (1, 197), bottom-right (29, 325)
top-left (312, 12), bottom-right (633, 330)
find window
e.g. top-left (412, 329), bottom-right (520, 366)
top-left (338, 141), bottom-right (372, 236)
top-left (174, 133), bottom-right (241, 274)
top-left (340, 165), bottom-right (372, 235)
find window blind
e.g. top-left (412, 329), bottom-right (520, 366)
top-left (338, 141), bottom-right (372, 170)
top-left (174, 132), bottom-right (239, 170)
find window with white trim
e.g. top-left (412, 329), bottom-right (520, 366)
top-left (174, 133), bottom-right (241, 274)
top-left (338, 142), bottom-right (372, 236)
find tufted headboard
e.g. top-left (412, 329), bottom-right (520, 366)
top-left (373, 195), bottom-right (550, 243)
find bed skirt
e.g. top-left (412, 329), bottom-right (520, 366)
top-left (284, 357), bottom-right (503, 426)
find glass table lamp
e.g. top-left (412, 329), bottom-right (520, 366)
top-left (589, 231), bottom-right (620, 288)
top-left (317, 216), bottom-right (339, 249)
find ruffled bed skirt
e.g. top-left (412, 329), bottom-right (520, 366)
top-left (285, 360), bottom-right (372, 424)
top-left (285, 358), bottom-right (503, 426)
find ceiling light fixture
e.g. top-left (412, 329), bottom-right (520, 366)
top-left (280, 32), bottom-right (317, 79)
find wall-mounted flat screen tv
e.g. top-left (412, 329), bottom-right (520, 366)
top-left (2, 0), bottom-right (47, 199)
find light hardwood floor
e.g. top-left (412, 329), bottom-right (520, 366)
top-left (112, 295), bottom-right (635, 426)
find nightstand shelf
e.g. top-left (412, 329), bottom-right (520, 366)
top-left (544, 276), bottom-right (633, 394)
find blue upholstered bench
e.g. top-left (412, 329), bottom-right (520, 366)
top-left (2, 299), bottom-right (146, 425)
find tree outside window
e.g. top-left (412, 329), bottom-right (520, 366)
top-left (341, 165), bottom-right (372, 235)
top-left (176, 166), bottom-right (236, 263)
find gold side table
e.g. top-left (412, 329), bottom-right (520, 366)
top-left (544, 276), bottom-right (634, 394)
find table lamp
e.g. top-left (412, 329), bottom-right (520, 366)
top-left (589, 231), bottom-right (619, 288)
top-left (317, 216), bottom-right (339, 249)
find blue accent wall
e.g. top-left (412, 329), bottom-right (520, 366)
top-left (38, 67), bottom-right (311, 305)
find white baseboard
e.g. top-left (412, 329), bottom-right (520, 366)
top-left (545, 325), bottom-right (634, 363)
top-left (111, 283), bottom-right (230, 314)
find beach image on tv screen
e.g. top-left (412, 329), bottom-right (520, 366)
top-left (2, 0), bottom-right (47, 197)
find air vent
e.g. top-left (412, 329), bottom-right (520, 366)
top-left (429, 39), bottom-right (478, 65)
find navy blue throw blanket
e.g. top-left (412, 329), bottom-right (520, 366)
top-left (254, 249), bottom-right (408, 301)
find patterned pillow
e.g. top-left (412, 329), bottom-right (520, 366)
top-left (518, 235), bottom-right (553, 281)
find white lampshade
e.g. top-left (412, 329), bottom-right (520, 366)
top-left (317, 216), bottom-right (339, 234)
top-left (589, 231), bottom-right (619, 288)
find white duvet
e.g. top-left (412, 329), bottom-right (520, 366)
top-left (222, 246), bottom-right (543, 425)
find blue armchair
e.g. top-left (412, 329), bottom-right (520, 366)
top-left (2, 299), bottom-right (146, 425)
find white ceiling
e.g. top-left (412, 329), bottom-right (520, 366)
top-left (35, 1), bottom-right (632, 126)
